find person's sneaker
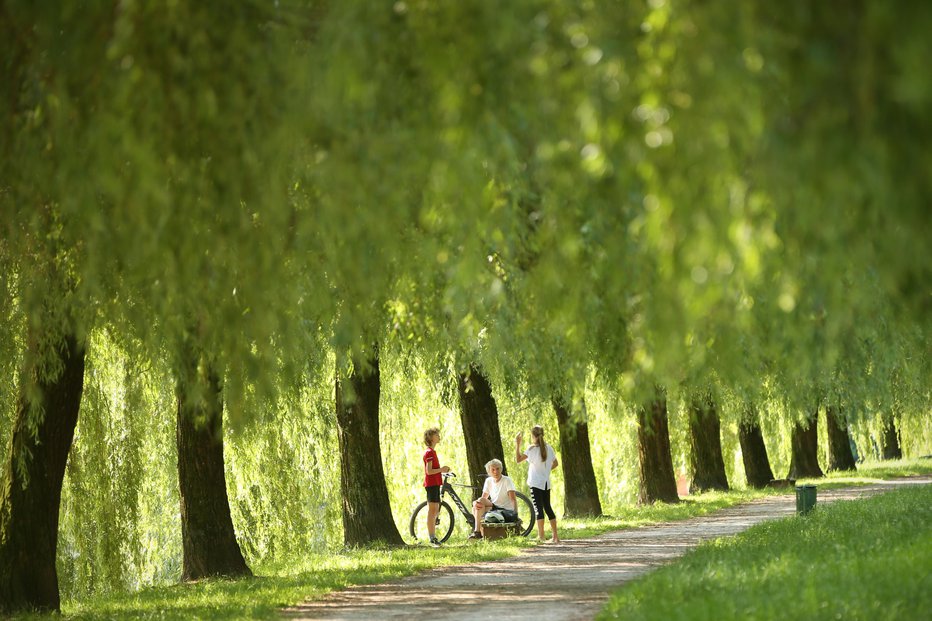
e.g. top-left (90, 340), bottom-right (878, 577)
top-left (467, 531), bottom-right (483, 540)
top-left (429, 536), bottom-right (441, 548)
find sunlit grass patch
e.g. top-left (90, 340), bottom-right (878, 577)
top-left (822, 456), bottom-right (932, 481)
top-left (596, 483), bottom-right (932, 620)
top-left (44, 540), bottom-right (530, 620)
top-left (561, 488), bottom-right (768, 539)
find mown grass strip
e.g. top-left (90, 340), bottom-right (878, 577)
top-left (596, 481), bottom-right (932, 620)
top-left (49, 543), bottom-right (531, 620)
top-left (561, 458), bottom-right (932, 540)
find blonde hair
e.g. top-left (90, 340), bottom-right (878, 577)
top-left (424, 427), bottom-right (440, 447)
top-left (531, 425), bottom-right (548, 462)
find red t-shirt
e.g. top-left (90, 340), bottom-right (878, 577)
top-left (423, 447), bottom-right (442, 487)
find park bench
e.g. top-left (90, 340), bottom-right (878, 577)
top-left (480, 518), bottom-right (523, 540)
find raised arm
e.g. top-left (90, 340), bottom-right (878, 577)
top-left (515, 432), bottom-right (527, 463)
top-left (551, 457), bottom-right (559, 471)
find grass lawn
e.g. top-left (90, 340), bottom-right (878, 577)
top-left (561, 458), bottom-right (932, 540)
top-left (16, 458), bottom-right (930, 620)
top-left (597, 475), bottom-right (932, 620)
top-left (47, 544), bottom-right (533, 620)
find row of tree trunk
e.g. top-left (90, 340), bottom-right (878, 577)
top-left (0, 332), bottom-right (910, 612)
top-left (638, 398), bottom-right (902, 502)
top-left (0, 333), bottom-right (252, 614)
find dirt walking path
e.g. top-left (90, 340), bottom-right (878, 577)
top-left (282, 477), bottom-right (931, 621)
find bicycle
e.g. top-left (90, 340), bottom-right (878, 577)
top-left (409, 472), bottom-right (535, 543)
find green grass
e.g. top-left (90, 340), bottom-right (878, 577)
top-left (560, 489), bottom-right (768, 539)
top-left (44, 543), bottom-right (533, 620)
top-left (597, 481), bottom-right (932, 620)
top-left (559, 458), bottom-right (932, 541)
top-left (816, 456), bottom-right (932, 485)
top-left (14, 458), bottom-right (930, 620)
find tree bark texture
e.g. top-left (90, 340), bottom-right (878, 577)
top-left (176, 360), bottom-right (251, 581)
top-left (457, 365), bottom-right (506, 496)
top-left (552, 397), bottom-right (602, 517)
top-left (636, 396), bottom-right (679, 504)
top-left (787, 414), bottom-right (823, 480)
top-left (335, 352), bottom-right (404, 546)
top-left (882, 418), bottom-right (902, 460)
top-left (737, 411), bottom-right (774, 488)
top-left (0, 333), bottom-right (85, 614)
top-left (826, 406), bottom-right (857, 472)
top-left (687, 397), bottom-right (729, 493)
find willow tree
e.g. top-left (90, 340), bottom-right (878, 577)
top-left (0, 321), bottom-right (86, 613)
top-left (175, 344), bottom-right (251, 580)
top-left (787, 412), bottom-right (824, 480)
top-left (552, 397), bottom-right (602, 516)
top-left (456, 366), bottom-right (509, 493)
top-left (687, 395), bottom-right (729, 493)
top-left (737, 407), bottom-right (774, 488)
top-left (882, 418), bottom-right (903, 460)
top-left (0, 1), bottom-right (321, 611)
top-left (825, 407), bottom-right (857, 473)
top-left (636, 392), bottom-right (679, 504)
top-left (334, 350), bottom-right (404, 546)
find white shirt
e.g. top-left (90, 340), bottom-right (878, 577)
top-left (524, 444), bottom-right (557, 490)
top-left (482, 474), bottom-right (516, 507)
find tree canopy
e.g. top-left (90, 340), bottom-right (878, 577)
top-left (1, 0), bottom-right (930, 607)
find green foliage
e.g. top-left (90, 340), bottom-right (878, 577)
top-left (58, 331), bottom-right (180, 598)
top-left (597, 483), bottom-right (932, 621)
top-left (1, 0), bottom-right (931, 610)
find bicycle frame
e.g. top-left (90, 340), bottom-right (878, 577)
top-left (441, 475), bottom-right (476, 528)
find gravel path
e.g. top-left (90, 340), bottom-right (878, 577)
top-left (282, 477), bottom-right (931, 621)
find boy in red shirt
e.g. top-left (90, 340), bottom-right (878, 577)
top-left (423, 427), bottom-right (450, 547)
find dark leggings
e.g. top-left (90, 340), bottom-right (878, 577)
top-left (530, 486), bottom-right (556, 521)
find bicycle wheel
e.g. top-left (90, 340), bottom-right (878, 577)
top-left (409, 500), bottom-right (455, 543)
top-left (513, 491), bottom-right (535, 537)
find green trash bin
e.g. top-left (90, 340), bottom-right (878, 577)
top-left (795, 484), bottom-right (817, 515)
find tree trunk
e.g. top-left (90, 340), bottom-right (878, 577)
top-left (0, 333), bottom-right (85, 614)
top-left (636, 394), bottom-right (679, 504)
top-left (881, 417), bottom-right (902, 460)
top-left (335, 351), bottom-right (404, 546)
top-left (826, 406), bottom-right (857, 472)
top-left (737, 409), bottom-right (774, 488)
top-left (687, 396), bottom-right (729, 493)
top-left (457, 365), bottom-right (506, 495)
top-left (176, 357), bottom-right (251, 581)
top-left (786, 413), bottom-right (823, 479)
top-left (552, 396), bottom-right (602, 517)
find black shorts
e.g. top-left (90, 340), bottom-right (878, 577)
top-left (426, 485), bottom-right (441, 503)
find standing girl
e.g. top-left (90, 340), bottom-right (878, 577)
top-left (515, 425), bottom-right (560, 542)
top-left (423, 427), bottom-right (450, 547)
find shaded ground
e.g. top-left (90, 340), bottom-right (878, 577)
top-left (282, 477), bottom-right (931, 621)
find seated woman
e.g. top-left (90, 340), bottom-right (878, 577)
top-left (468, 459), bottom-right (517, 539)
